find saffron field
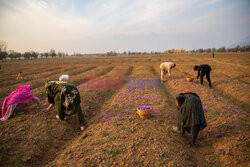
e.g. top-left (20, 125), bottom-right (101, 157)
top-left (0, 52), bottom-right (249, 166)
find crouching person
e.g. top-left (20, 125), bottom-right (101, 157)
top-left (173, 91), bottom-right (207, 145)
top-left (44, 80), bottom-right (86, 131)
top-left (1, 85), bottom-right (40, 121)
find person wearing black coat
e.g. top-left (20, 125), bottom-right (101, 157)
top-left (194, 64), bottom-right (212, 87)
top-left (174, 92), bottom-right (207, 145)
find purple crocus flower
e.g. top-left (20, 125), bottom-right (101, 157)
top-left (0, 132), bottom-right (2, 136)
top-left (204, 108), bottom-right (207, 112)
top-left (225, 152), bottom-right (230, 154)
top-left (216, 134), bottom-right (222, 138)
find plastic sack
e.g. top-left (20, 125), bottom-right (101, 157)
top-left (59, 75), bottom-right (69, 81)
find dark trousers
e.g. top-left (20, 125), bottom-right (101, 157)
top-left (200, 69), bottom-right (212, 87)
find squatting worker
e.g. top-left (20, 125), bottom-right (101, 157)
top-left (194, 64), bottom-right (212, 87)
top-left (160, 62), bottom-right (176, 83)
top-left (44, 80), bottom-right (86, 131)
top-left (1, 85), bottom-right (40, 121)
top-left (17, 72), bottom-right (23, 79)
top-left (173, 91), bottom-right (207, 145)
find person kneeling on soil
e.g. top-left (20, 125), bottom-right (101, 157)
top-left (44, 80), bottom-right (86, 131)
top-left (173, 91), bottom-right (207, 145)
top-left (1, 85), bottom-right (41, 121)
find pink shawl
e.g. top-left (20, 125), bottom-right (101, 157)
top-left (1, 85), bottom-right (35, 118)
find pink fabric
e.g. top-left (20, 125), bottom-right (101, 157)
top-left (1, 85), bottom-right (35, 118)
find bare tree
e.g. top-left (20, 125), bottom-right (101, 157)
top-left (0, 41), bottom-right (7, 52)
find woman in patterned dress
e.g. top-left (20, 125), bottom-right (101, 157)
top-left (44, 80), bottom-right (86, 130)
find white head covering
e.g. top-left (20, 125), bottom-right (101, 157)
top-left (59, 75), bottom-right (69, 81)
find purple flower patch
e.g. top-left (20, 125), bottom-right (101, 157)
top-left (216, 134), bottom-right (222, 138)
top-left (218, 148), bottom-right (223, 151)
top-left (138, 106), bottom-right (150, 110)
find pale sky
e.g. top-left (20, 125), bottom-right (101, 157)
top-left (0, 0), bottom-right (249, 54)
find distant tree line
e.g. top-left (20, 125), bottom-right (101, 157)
top-left (1, 40), bottom-right (250, 61)
top-left (0, 47), bottom-right (69, 62)
top-left (164, 48), bottom-right (186, 54)
top-left (106, 51), bottom-right (117, 56)
top-left (189, 45), bottom-right (250, 53)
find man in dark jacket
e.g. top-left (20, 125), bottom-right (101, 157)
top-left (194, 64), bottom-right (212, 87)
top-left (173, 92), bottom-right (207, 145)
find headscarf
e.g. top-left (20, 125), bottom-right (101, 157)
top-left (176, 91), bottom-right (199, 109)
top-left (1, 85), bottom-right (35, 118)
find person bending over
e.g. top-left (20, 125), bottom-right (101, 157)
top-left (1, 85), bottom-right (40, 121)
top-left (194, 64), bottom-right (212, 87)
top-left (160, 62), bottom-right (176, 83)
top-left (173, 92), bottom-right (207, 145)
top-left (44, 80), bottom-right (86, 131)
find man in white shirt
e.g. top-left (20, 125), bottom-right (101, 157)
top-left (160, 62), bottom-right (176, 82)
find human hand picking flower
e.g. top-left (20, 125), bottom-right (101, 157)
top-left (43, 104), bottom-right (54, 112)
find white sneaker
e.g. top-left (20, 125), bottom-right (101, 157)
top-left (80, 126), bottom-right (85, 131)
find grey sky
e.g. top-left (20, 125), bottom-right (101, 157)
top-left (0, 0), bottom-right (249, 54)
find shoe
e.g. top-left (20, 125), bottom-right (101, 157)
top-left (172, 126), bottom-right (179, 132)
top-left (80, 126), bottom-right (85, 131)
top-left (56, 115), bottom-right (66, 120)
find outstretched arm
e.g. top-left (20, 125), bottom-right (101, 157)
top-left (46, 104), bottom-right (54, 111)
top-left (33, 96), bottom-right (41, 105)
